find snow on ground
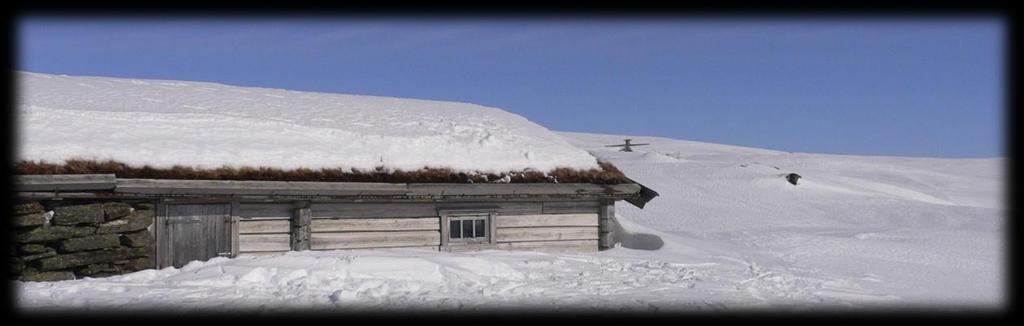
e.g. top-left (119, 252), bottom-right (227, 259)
top-left (16, 72), bottom-right (598, 173)
top-left (16, 249), bottom-right (717, 313)
top-left (14, 132), bottom-right (1004, 313)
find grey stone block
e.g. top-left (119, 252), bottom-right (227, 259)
top-left (36, 246), bottom-right (151, 271)
top-left (53, 203), bottom-right (105, 226)
top-left (103, 202), bottom-right (134, 221)
top-left (76, 263), bottom-right (120, 277)
top-left (131, 202), bottom-right (154, 211)
top-left (13, 201), bottom-right (45, 215)
top-left (11, 258), bottom-right (26, 274)
top-left (14, 225), bottom-right (97, 243)
top-left (116, 256), bottom-right (154, 272)
top-left (21, 248), bottom-right (58, 262)
top-left (12, 212), bottom-right (48, 227)
top-left (20, 271), bottom-right (76, 282)
top-left (120, 230), bottom-right (153, 247)
top-left (57, 234), bottom-right (121, 253)
top-left (19, 244), bottom-right (53, 254)
top-left (96, 210), bottom-right (153, 234)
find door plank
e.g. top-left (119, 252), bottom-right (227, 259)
top-left (163, 203), bottom-right (231, 267)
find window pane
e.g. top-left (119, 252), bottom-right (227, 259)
top-left (474, 219), bottom-right (486, 238)
top-left (462, 219), bottom-right (474, 238)
top-left (450, 220), bottom-right (461, 239)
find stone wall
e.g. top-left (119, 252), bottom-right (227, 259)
top-left (10, 199), bottom-right (155, 281)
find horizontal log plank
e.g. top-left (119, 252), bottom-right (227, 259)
top-left (239, 234), bottom-right (291, 252)
top-left (313, 202), bottom-right (542, 219)
top-left (19, 176), bottom-right (646, 204)
top-left (542, 201), bottom-right (601, 214)
top-left (116, 179), bottom-right (409, 196)
top-left (443, 244), bottom-right (499, 253)
top-left (113, 179), bottom-right (641, 197)
top-left (407, 183), bottom-right (640, 196)
top-left (446, 202), bottom-right (541, 215)
top-left (496, 226), bottom-right (599, 242)
top-left (495, 213), bottom-right (599, 228)
top-left (15, 174), bottom-right (117, 192)
top-left (237, 251), bottom-right (287, 257)
top-left (313, 203), bottom-right (437, 219)
top-left (315, 246), bottom-right (441, 252)
top-left (312, 217), bottom-right (439, 232)
top-left (496, 240), bottom-right (598, 252)
top-left (238, 203), bottom-right (293, 219)
top-left (311, 231), bottom-right (440, 250)
top-left (239, 219), bottom-right (291, 234)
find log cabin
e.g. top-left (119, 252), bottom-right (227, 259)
top-left (13, 174), bottom-right (657, 271)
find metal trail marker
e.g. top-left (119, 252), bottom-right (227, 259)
top-left (605, 139), bottom-right (650, 152)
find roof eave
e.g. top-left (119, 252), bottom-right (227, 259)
top-left (624, 181), bottom-right (659, 209)
top-left (14, 174), bottom-right (648, 202)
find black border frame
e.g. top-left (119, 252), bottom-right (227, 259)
top-left (3, 0), bottom-right (1016, 323)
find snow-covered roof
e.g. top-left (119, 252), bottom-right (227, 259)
top-left (17, 72), bottom-right (600, 174)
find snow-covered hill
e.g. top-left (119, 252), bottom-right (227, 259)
top-left (15, 131), bottom-right (1004, 312)
top-left (17, 72), bottom-right (598, 173)
top-left (560, 132), bottom-right (1004, 308)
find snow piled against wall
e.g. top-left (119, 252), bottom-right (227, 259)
top-left (17, 72), bottom-right (599, 173)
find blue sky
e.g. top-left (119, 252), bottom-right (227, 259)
top-left (18, 17), bottom-right (1004, 158)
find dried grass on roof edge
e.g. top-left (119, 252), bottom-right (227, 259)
top-left (14, 159), bottom-right (631, 185)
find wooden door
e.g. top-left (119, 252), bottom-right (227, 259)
top-left (158, 203), bottom-right (232, 268)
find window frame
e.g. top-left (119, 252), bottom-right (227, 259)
top-left (439, 208), bottom-right (498, 248)
top-left (448, 215), bottom-right (489, 243)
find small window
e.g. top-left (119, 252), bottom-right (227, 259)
top-left (448, 215), bottom-right (488, 242)
top-left (450, 220), bottom-right (461, 239)
top-left (474, 219), bottom-right (485, 238)
top-left (462, 220), bottom-right (474, 238)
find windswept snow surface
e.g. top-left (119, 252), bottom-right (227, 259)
top-left (561, 132), bottom-right (1005, 309)
top-left (16, 72), bottom-right (598, 173)
top-left (15, 133), bottom-right (1004, 313)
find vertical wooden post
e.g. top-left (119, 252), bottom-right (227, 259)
top-left (155, 200), bottom-right (169, 268)
top-left (144, 201), bottom-right (159, 269)
top-left (291, 201), bottom-right (312, 251)
top-left (598, 200), bottom-right (615, 250)
top-left (488, 212), bottom-right (497, 245)
top-left (439, 212), bottom-right (450, 248)
top-left (229, 201), bottom-right (240, 257)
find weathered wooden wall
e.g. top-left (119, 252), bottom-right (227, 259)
top-left (598, 202), bottom-right (616, 250)
top-left (494, 213), bottom-right (599, 252)
top-left (310, 217), bottom-right (441, 250)
top-left (229, 200), bottom-right (602, 255)
top-left (237, 203), bottom-right (292, 254)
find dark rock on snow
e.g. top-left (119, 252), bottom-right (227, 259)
top-left (786, 173), bottom-right (801, 186)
